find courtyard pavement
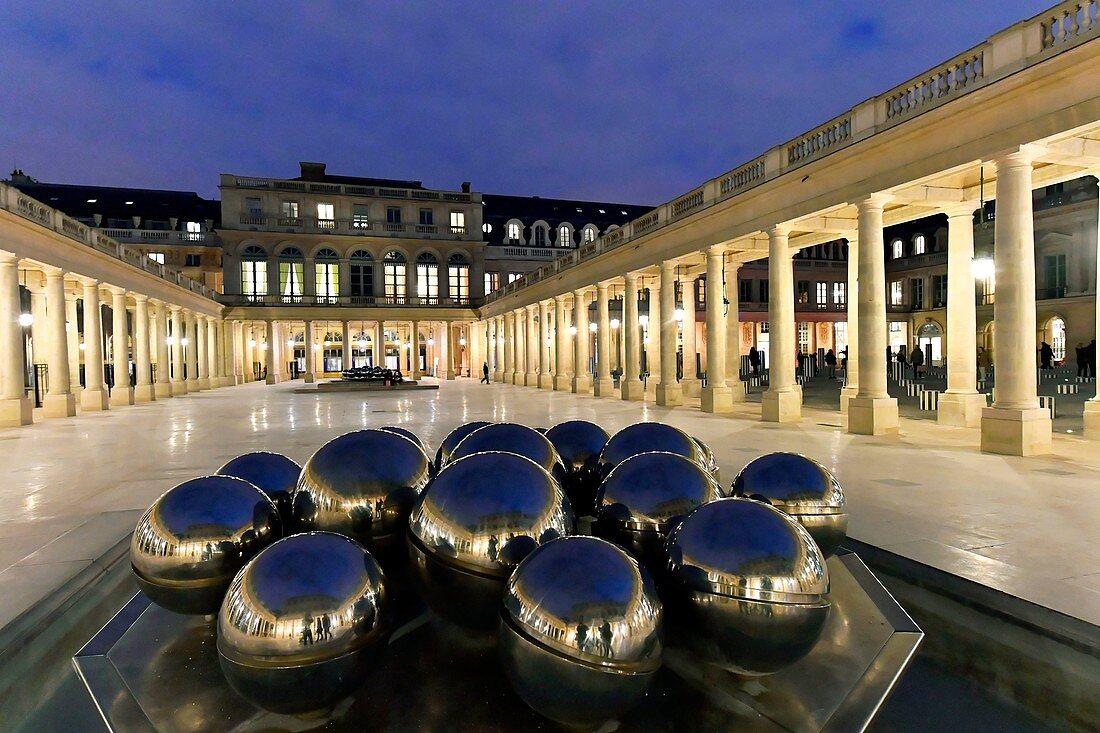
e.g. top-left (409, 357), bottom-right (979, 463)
top-left (1, 377), bottom-right (1098, 638)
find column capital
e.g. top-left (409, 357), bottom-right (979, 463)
top-left (105, 284), bottom-right (126, 297)
top-left (596, 280), bottom-right (611, 293)
top-left (132, 292), bottom-right (149, 302)
top-left (624, 271), bottom-right (640, 284)
top-left (706, 243), bottom-right (727, 255)
top-left (0, 250), bottom-right (17, 265)
top-left (554, 293), bottom-right (568, 303)
top-left (168, 303), bottom-right (182, 313)
top-left (989, 143), bottom-right (1046, 168)
top-left (855, 192), bottom-right (894, 211)
top-left (767, 224), bottom-right (793, 238)
top-left (942, 202), bottom-right (980, 219)
top-left (41, 264), bottom-right (64, 277)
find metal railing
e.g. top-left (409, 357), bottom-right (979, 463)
top-left (218, 293), bottom-right (482, 308)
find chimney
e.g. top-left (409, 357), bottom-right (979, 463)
top-left (299, 162), bottom-right (327, 181)
top-left (461, 181), bottom-right (471, 193)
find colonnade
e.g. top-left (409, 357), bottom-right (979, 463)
top-left (480, 149), bottom-right (1089, 456)
top-left (0, 250), bottom-right (234, 427)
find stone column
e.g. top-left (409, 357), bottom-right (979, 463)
top-left (184, 311), bottom-right (200, 391)
top-left (572, 289), bottom-right (591, 393)
top-left (206, 316), bottom-right (218, 388)
top-left (65, 290), bottom-right (82, 400)
top-left (132, 295), bottom-right (154, 402)
top-left (840, 235), bottom-right (859, 413)
top-left (169, 306), bottom-right (186, 395)
top-left (81, 282), bottom-right (110, 410)
top-left (679, 275), bottom-right (700, 396)
top-left (725, 260), bottom-right (745, 402)
top-left (762, 228), bottom-right (800, 422)
top-left (42, 269), bottom-right (76, 417)
top-left (444, 321), bottom-right (455, 379)
top-left (303, 320), bottom-right (316, 383)
top-left (939, 205), bottom-right (987, 427)
top-left (515, 309), bottom-right (527, 382)
top-left (1085, 176), bottom-right (1100, 438)
top-left (154, 303), bottom-right (171, 397)
top-left (196, 314), bottom-right (210, 390)
top-left (594, 282), bottom-right (614, 396)
top-left (524, 306), bottom-right (538, 386)
top-left (554, 295), bottom-right (571, 391)
top-left (656, 262), bottom-right (683, 406)
top-left (981, 149), bottom-right (1051, 455)
top-left (30, 289), bottom-right (47, 372)
top-left (849, 195), bottom-right (900, 435)
top-left (108, 288), bottom-right (134, 406)
top-left (490, 317), bottom-right (501, 381)
top-left (622, 272), bottom-right (644, 401)
top-left (339, 321), bottom-right (350, 375)
top-left (411, 320), bottom-right (423, 380)
top-left (538, 301), bottom-right (553, 389)
top-left (503, 313), bottom-right (514, 384)
top-left (700, 246), bottom-right (732, 412)
top-left (0, 253), bottom-right (32, 425)
top-left (264, 320), bottom-right (276, 384)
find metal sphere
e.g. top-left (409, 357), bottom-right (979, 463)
top-left (377, 425), bottom-right (429, 455)
top-left (544, 420), bottom-right (611, 516)
top-left (218, 532), bottom-right (390, 715)
top-left (664, 497), bottom-right (830, 676)
top-left (599, 423), bottom-right (712, 480)
top-left (216, 451), bottom-right (301, 522)
top-left (131, 476), bottom-right (282, 615)
top-left (594, 451), bottom-right (723, 575)
top-left (451, 423), bottom-right (567, 483)
top-left (691, 436), bottom-right (720, 483)
top-left (292, 429), bottom-right (431, 561)
top-left (500, 536), bottom-right (663, 728)
top-left (434, 420), bottom-right (491, 471)
top-left (731, 452), bottom-right (848, 558)
top-left (407, 452), bottom-right (573, 629)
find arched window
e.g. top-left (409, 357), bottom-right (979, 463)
top-left (315, 248), bottom-right (339, 303)
top-left (913, 234), bottom-right (926, 255)
top-left (558, 224), bottom-right (572, 247)
top-left (890, 239), bottom-right (904, 259)
top-left (505, 220), bottom-right (522, 244)
top-left (533, 224), bottom-right (548, 247)
top-left (279, 247), bottom-right (304, 302)
top-left (350, 250), bottom-right (373, 299)
top-left (240, 245), bottom-right (267, 301)
top-left (383, 251), bottom-right (407, 300)
top-left (448, 253), bottom-right (470, 303)
top-left (416, 252), bottom-right (439, 302)
top-left (582, 225), bottom-right (598, 243)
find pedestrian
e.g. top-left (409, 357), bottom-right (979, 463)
top-left (840, 346), bottom-right (848, 372)
top-left (481, 361), bottom-right (490, 384)
top-left (825, 348), bottom-right (837, 379)
top-left (1040, 341), bottom-right (1054, 371)
top-left (749, 346), bottom-right (760, 376)
top-left (1075, 342), bottom-right (1087, 378)
top-left (977, 346), bottom-right (992, 383)
top-left (895, 346), bottom-right (908, 372)
top-left (796, 350), bottom-right (806, 378)
top-left (910, 343), bottom-right (925, 380)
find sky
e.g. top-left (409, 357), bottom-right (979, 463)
top-left (0, 1), bottom-right (1047, 205)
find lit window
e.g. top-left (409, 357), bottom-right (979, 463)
top-left (558, 224), bottom-right (571, 246)
top-left (889, 281), bottom-right (903, 305)
top-left (317, 202), bottom-right (334, 220)
top-left (450, 211), bottom-right (466, 234)
top-left (281, 201), bottom-right (299, 222)
top-left (482, 223), bottom-right (492, 234)
top-left (890, 239), bottom-right (903, 259)
top-left (832, 282), bottom-right (846, 305)
top-left (507, 272), bottom-right (520, 283)
top-left (315, 249), bottom-right (339, 303)
top-left (484, 272), bottom-right (500, 294)
top-left (816, 282), bottom-right (827, 308)
top-left (448, 255), bottom-right (470, 302)
top-left (416, 254), bottom-right (439, 301)
top-left (913, 234), bottom-right (926, 255)
top-left (185, 221), bottom-right (202, 241)
top-left (506, 222), bottom-right (521, 242)
top-left (383, 251), bottom-right (407, 299)
top-left (279, 247), bottom-right (305, 301)
top-left (148, 253), bottom-right (165, 264)
top-left (583, 226), bottom-right (596, 243)
top-left (241, 246), bottom-right (268, 301)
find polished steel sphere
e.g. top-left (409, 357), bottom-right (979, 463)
top-left (731, 452), bottom-right (848, 557)
top-left (433, 420), bottom-right (491, 471)
top-left (377, 425), bottom-right (428, 455)
top-left (218, 532), bottom-right (390, 715)
top-left (451, 423), bottom-right (566, 483)
top-left (664, 497), bottom-right (830, 676)
top-left (500, 536), bottom-right (663, 728)
top-left (408, 452), bottom-right (573, 629)
top-left (594, 451), bottom-right (723, 574)
top-left (691, 436), bottom-right (720, 483)
top-left (216, 451), bottom-right (301, 522)
top-left (544, 420), bottom-right (610, 516)
top-left (599, 422), bottom-right (712, 480)
top-left (292, 429), bottom-right (431, 561)
top-left (131, 476), bottom-right (282, 615)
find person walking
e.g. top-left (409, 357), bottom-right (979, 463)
top-left (825, 348), bottom-right (837, 379)
top-left (1075, 342), bottom-right (1087, 378)
top-left (895, 346), bottom-right (908, 379)
top-left (910, 343), bottom-right (925, 380)
top-left (1040, 341), bottom-right (1054, 371)
top-left (977, 346), bottom-right (992, 383)
top-left (748, 346), bottom-right (760, 376)
top-left (481, 361), bottom-right (490, 384)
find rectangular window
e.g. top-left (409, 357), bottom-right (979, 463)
top-left (832, 281), bottom-right (846, 306)
top-left (815, 282), bottom-right (827, 309)
top-left (696, 278), bottom-right (705, 307)
top-left (1044, 254), bottom-right (1067, 297)
top-left (507, 272), bottom-right (521, 283)
top-left (148, 252), bottom-right (165, 264)
top-left (417, 264), bottom-right (439, 301)
top-left (280, 261), bottom-right (304, 301)
top-left (932, 274), bottom-right (948, 308)
top-left (185, 254), bottom-right (201, 267)
top-left (534, 227), bottom-right (547, 247)
top-left (316, 202), bottom-right (335, 229)
top-left (484, 272), bottom-right (500, 294)
top-left (797, 322), bottom-right (810, 353)
top-left (245, 197), bottom-right (262, 215)
top-left (449, 265), bottom-right (470, 302)
top-left (796, 280), bottom-right (810, 304)
top-left (386, 206), bottom-right (402, 224)
top-left (759, 279), bottom-right (769, 304)
top-left (241, 260), bottom-right (267, 299)
top-left (738, 279), bottom-right (752, 304)
top-left (350, 263), bottom-right (373, 297)
top-left (384, 263), bottom-right (406, 299)
top-left (185, 221), bottom-right (203, 241)
top-left (890, 280), bottom-right (903, 306)
top-left (450, 211), bottom-right (466, 234)
top-left (352, 204), bottom-right (370, 229)
top-left (419, 208), bottom-right (434, 226)
top-left (316, 263), bottom-right (339, 303)
top-left (507, 222), bottom-right (521, 243)
top-left (280, 201), bottom-right (299, 224)
top-left (911, 278), bottom-right (924, 310)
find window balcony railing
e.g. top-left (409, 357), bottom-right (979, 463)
top-left (218, 293), bottom-right (483, 308)
top-left (278, 216), bottom-right (302, 227)
top-left (1038, 286), bottom-right (1068, 300)
top-left (977, 293), bottom-right (996, 306)
top-left (235, 214), bottom-right (479, 239)
top-left (450, 225), bottom-right (467, 235)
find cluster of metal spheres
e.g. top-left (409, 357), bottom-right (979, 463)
top-left (341, 365), bottom-right (404, 383)
top-left (130, 420), bottom-right (848, 727)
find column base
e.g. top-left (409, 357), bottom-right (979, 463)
top-left (621, 379), bottom-right (644, 401)
top-left (446, 370), bottom-right (455, 380)
top-left (554, 375), bottom-right (571, 391)
top-left (762, 389), bottom-right (802, 423)
top-left (170, 380), bottom-right (187, 396)
top-left (155, 383), bottom-right (173, 398)
top-left (539, 374), bottom-right (554, 389)
top-left (0, 396), bottom-right (33, 426)
top-left (1084, 400), bottom-right (1100, 439)
top-left (937, 391), bottom-right (987, 428)
top-left (839, 385), bottom-right (859, 415)
top-left (656, 382), bottom-right (683, 406)
top-left (571, 376), bottom-right (590, 394)
top-left (847, 396), bottom-right (899, 435)
top-left (701, 385), bottom-right (734, 413)
top-left (304, 373), bottom-right (316, 384)
top-left (110, 387), bottom-right (135, 407)
top-left (264, 375), bottom-right (277, 385)
top-left (413, 372), bottom-right (424, 382)
top-left (198, 378), bottom-right (212, 390)
top-left (724, 379), bottom-right (746, 403)
top-left (186, 379), bottom-right (202, 391)
top-left (524, 372), bottom-right (538, 387)
top-left (133, 384), bottom-right (156, 403)
top-left (593, 377), bottom-right (614, 397)
top-left (43, 393), bottom-right (77, 418)
top-left (81, 387), bottom-right (110, 411)
top-left (981, 407), bottom-right (1052, 456)
top-left (682, 378), bottom-right (701, 397)
top-left (493, 371), bottom-right (503, 383)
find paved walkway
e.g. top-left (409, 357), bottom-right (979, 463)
top-left (2, 378), bottom-right (1099, 635)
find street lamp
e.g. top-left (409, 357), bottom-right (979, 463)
top-left (610, 318), bottom-right (620, 329)
top-left (971, 257), bottom-right (994, 280)
top-left (589, 322), bottom-right (597, 333)
top-left (673, 308), bottom-right (685, 323)
top-left (18, 313), bottom-right (33, 327)
top-left (568, 325), bottom-right (578, 336)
